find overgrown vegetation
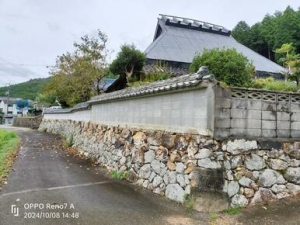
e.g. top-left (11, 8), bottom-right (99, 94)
top-left (223, 206), bottom-right (242, 215)
top-left (0, 78), bottom-right (50, 100)
top-left (111, 170), bottom-right (129, 180)
top-left (190, 48), bottom-right (254, 87)
top-left (126, 60), bottom-right (171, 87)
top-left (250, 77), bottom-right (298, 92)
top-left (232, 6), bottom-right (300, 63)
top-left (143, 63), bottom-right (171, 83)
top-left (128, 65), bottom-right (171, 87)
top-left (0, 130), bottom-right (19, 183)
top-left (65, 134), bottom-right (74, 148)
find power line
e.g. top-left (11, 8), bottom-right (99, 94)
top-left (0, 57), bottom-right (52, 72)
top-left (0, 57), bottom-right (49, 78)
top-left (0, 63), bottom-right (51, 67)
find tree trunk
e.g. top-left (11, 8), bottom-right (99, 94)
top-left (125, 65), bottom-right (134, 83)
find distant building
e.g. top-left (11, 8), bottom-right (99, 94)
top-left (144, 14), bottom-right (286, 78)
top-left (0, 97), bottom-right (29, 124)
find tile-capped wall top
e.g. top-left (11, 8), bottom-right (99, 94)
top-left (44, 72), bottom-right (210, 114)
top-left (43, 101), bottom-right (90, 114)
top-left (89, 73), bottom-right (208, 104)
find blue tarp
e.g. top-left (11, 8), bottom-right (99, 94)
top-left (15, 99), bottom-right (29, 109)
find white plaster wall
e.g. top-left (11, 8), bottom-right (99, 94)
top-left (43, 88), bottom-right (212, 135)
top-left (91, 89), bottom-right (210, 133)
top-left (44, 110), bottom-right (91, 122)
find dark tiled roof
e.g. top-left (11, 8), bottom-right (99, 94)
top-left (160, 14), bottom-right (231, 36)
top-left (145, 14), bottom-right (286, 74)
top-left (89, 73), bottom-right (208, 104)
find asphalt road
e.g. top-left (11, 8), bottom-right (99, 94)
top-left (0, 126), bottom-right (208, 225)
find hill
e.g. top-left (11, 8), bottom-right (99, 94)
top-left (0, 77), bottom-right (51, 100)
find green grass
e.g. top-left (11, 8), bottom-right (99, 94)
top-left (223, 206), bottom-right (242, 215)
top-left (0, 129), bottom-right (19, 182)
top-left (111, 170), bottom-right (129, 180)
top-left (210, 213), bottom-right (218, 222)
top-left (184, 194), bottom-right (195, 211)
top-left (185, 200), bottom-right (195, 211)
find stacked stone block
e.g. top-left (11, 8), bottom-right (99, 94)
top-left (40, 119), bottom-right (300, 208)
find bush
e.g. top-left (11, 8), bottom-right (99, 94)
top-left (190, 48), bottom-right (254, 87)
top-left (251, 77), bottom-right (298, 92)
top-left (250, 77), bottom-right (274, 89)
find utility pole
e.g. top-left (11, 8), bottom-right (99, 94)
top-left (5, 83), bottom-right (11, 115)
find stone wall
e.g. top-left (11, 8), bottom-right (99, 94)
top-left (40, 119), bottom-right (300, 209)
top-left (13, 116), bottom-right (43, 129)
top-left (214, 87), bottom-right (300, 139)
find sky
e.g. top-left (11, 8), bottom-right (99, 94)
top-left (0, 0), bottom-right (299, 87)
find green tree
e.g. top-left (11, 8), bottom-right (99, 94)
top-left (45, 30), bottom-right (109, 107)
top-left (110, 44), bottom-right (146, 83)
top-left (189, 48), bottom-right (254, 87)
top-left (247, 23), bottom-right (270, 58)
top-left (275, 43), bottom-right (300, 86)
top-left (232, 21), bottom-right (252, 46)
top-left (232, 6), bottom-right (300, 63)
top-left (36, 92), bottom-right (57, 108)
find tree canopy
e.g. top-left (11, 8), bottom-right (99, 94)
top-left (189, 48), bottom-right (254, 87)
top-left (110, 44), bottom-right (146, 82)
top-left (43, 30), bottom-right (109, 107)
top-left (275, 43), bottom-right (300, 86)
top-left (232, 6), bottom-right (300, 63)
